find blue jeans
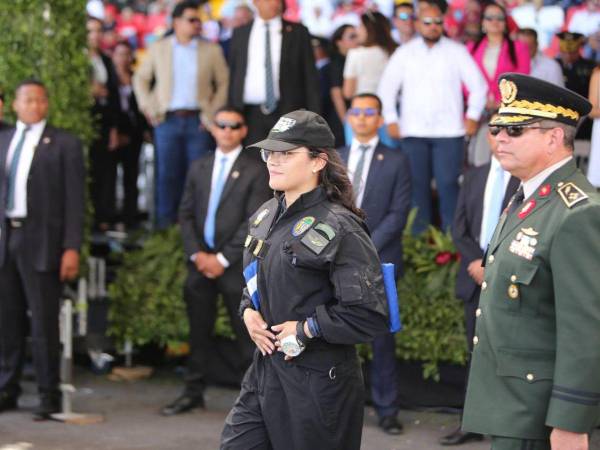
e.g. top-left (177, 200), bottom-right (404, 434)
top-left (401, 137), bottom-right (464, 233)
top-left (154, 114), bottom-right (213, 228)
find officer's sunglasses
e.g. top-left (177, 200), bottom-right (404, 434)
top-left (347, 107), bottom-right (379, 117)
top-left (420, 17), bottom-right (444, 26)
top-left (215, 121), bottom-right (244, 130)
top-left (260, 149), bottom-right (311, 163)
top-left (489, 125), bottom-right (554, 137)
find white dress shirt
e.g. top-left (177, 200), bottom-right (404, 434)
top-left (480, 156), bottom-right (511, 249)
top-left (191, 145), bottom-right (243, 268)
top-left (522, 156), bottom-right (572, 200)
top-left (5, 120), bottom-right (46, 218)
top-left (169, 37), bottom-right (199, 110)
top-left (378, 36), bottom-right (487, 138)
top-left (347, 136), bottom-right (378, 207)
top-left (531, 52), bottom-right (565, 87)
top-left (343, 46), bottom-right (390, 94)
top-left (243, 16), bottom-right (282, 105)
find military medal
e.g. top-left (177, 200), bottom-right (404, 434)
top-left (518, 199), bottom-right (536, 219)
top-left (508, 284), bottom-right (519, 299)
top-left (509, 227), bottom-right (539, 260)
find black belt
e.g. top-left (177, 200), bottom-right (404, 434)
top-left (166, 109), bottom-right (200, 118)
top-left (6, 218), bottom-right (26, 228)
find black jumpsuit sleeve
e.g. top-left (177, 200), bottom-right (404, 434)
top-left (315, 229), bottom-right (389, 345)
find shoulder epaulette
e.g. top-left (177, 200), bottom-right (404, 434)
top-left (557, 182), bottom-right (588, 208)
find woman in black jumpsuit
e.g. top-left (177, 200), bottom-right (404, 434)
top-left (220, 110), bottom-right (389, 450)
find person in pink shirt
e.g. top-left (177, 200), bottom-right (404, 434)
top-left (466, 2), bottom-right (530, 165)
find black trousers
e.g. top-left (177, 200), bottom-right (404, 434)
top-left (183, 264), bottom-right (254, 396)
top-left (90, 130), bottom-right (117, 225)
top-left (221, 351), bottom-right (365, 450)
top-left (114, 140), bottom-right (142, 226)
top-left (243, 105), bottom-right (281, 161)
top-left (0, 226), bottom-right (62, 397)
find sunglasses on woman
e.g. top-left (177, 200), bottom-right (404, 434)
top-left (489, 125), bottom-right (553, 137)
top-left (215, 121), bottom-right (244, 130)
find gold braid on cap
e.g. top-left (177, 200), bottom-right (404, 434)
top-left (490, 115), bottom-right (534, 124)
top-left (500, 100), bottom-right (580, 121)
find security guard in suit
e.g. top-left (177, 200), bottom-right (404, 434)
top-left (462, 73), bottom-right (600, 449)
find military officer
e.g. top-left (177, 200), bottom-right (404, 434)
top-left (462, 73), bottom-right (599, 449)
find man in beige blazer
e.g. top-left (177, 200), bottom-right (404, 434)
top-left (133, 0), bottom-right (229, 228)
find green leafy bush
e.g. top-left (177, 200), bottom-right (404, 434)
top-left (0, 0), bottom-right (93, 142)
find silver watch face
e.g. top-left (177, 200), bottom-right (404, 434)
top-left (280, 335), bottom-right (305, 357)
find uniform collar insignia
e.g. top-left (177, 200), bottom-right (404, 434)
top-left (538, 184), bottom-right (551, 197)
top-left (557, 182), bottom-right (588, 208)
top-left (518, 199), bottom-right (536, 219)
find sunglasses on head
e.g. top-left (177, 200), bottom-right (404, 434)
top-left (483, 14), bottom-right (506, 22)
top-left (489, 125), bottom-right (553, 137)
top-left (215, 121), bottom-right (244, 130)
top-left (421, 17), bottom-right (444, 25)
top-left (347, 107), bottom-right (379, 117)
top-left (397, 12), bottom-right (415, 20)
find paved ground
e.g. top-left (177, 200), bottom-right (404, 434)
top-left (0, 369), bottom-right (598, 450)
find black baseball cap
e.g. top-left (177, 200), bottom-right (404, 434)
top-left (248, 110), bottom-right (335, 151)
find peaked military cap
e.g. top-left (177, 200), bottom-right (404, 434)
top-left (489, 73), bottom-right (592, 127)
top-left (557, 31), bottom-right (585, 52)
top-left (248, 110), bottom-right (335, 151)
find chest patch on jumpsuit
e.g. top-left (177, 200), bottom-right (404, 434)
top-left (291, 216), bottom-right (315, 236)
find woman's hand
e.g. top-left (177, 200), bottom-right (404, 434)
top-left (272, 321), bottom-right (299, 360)
top-left (243, 309), bottom-right (276, 356)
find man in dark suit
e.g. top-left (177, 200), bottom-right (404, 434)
top-left (227, 0), bottom-right (321, 150)
top-left (338, 93), bottom-right (412, 435)
top-left (0, 80), bottom-right (85, 419)
top-left (440, 126), bottom-right (519, 446)
top-left (161, 107), bottom-right (271, 416)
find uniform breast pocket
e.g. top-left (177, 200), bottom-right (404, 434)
top-left (282, 240), bottom-right (326, 272)
top-left (497, 261), bottom-right (539, 313)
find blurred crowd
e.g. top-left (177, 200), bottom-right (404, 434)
top-left (81, 0), bottom-right (600, 232)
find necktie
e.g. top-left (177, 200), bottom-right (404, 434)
top-left (507, 185), bottom-right (525, 216)
top-left (6, 126), bottom-right (31, 211)
top-left (481, 165), bottom-right (505, 250)
top-left (204, 156), bottom-right (228, 249)
top-left (263, 21), bottom-right (277, 114)
top-left (352, 145), bottom-right (370, 197)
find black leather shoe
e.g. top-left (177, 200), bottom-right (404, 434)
top-left (379, 415), bottom-right (404, 435)
top-left (439, 427), bottom-right (484, 446)
top-left (0, 392), bottom-right (18, 413)
top-left (160, 394), bottom-right (205, 416)
top-left (33, 393), bottom-right (61, 420)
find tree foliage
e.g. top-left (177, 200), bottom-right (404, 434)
top-left (0, 0), bottom-right (93, 142)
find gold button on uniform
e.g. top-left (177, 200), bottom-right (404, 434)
top-left (482, 281), bottom-right (488, 290)
top-left (526, 373), bottom-right (535, 382)
top-left (473, 336), bottom-right (479, 345)
top-left (488, 255), bottom-right (495, 263)
top-left (476, 308), bottom-right (482, 317)
top-left (508, 284), bottom-right (519, 299)
top-left (510, 275), bottom-right (517, 282)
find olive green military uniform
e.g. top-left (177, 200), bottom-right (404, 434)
top-left (462, 160), bottom-right (600, 446)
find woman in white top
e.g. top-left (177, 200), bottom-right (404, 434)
top-left (587, 67), bottom-right (600, 188)
top-left (342, 11), bottom-right (397, 99)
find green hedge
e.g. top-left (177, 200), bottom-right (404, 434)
top-left (0, 0), bottom-right (93, 142)
top-left (109, 213), bottom-right (467, 379)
